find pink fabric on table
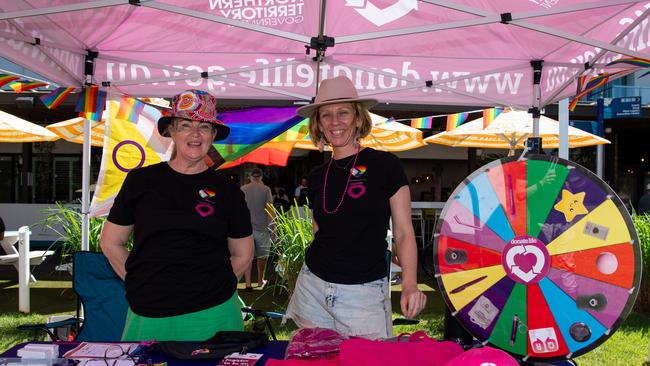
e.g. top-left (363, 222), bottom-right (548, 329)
top-left (443, 346), bottom-right (519, 366)
top-left (338, 337), bottom-right (463, 366)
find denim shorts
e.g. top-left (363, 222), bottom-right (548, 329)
top-left (284, 264), bottom-right (392, 339)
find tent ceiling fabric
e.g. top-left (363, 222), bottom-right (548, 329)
top-left (1, 1), bottom-right (650, 108)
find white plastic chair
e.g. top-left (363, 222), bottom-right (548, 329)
top-left (0, 230), bottom-right (54, 282)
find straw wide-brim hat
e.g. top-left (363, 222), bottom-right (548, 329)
top-left (296, 76), bottom-right (378, 118)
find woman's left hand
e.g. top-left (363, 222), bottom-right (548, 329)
top-left (400, 284), bottom-right (427, 319)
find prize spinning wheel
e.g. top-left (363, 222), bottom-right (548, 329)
top-left (433, 155), bottom-right (642, 361)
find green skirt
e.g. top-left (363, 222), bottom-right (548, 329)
top-left (121, 292), bottom-right (244, 341)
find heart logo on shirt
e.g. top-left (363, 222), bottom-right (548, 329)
top-left (347, 181), bottom-right (366, 199)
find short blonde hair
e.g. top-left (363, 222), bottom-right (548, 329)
top-left (308, 102), bottom-right (372, 146)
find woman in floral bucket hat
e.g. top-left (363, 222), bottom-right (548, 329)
top-left (100, 89), bottom-right (254, 341)
top-left (284, 76), bottom-right (426, 339)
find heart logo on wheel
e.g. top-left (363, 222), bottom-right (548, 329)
top-left (513, 252), bottom-right (537, 274)
top-left (347, 182), bottom-right (366, 199)
top-left (502, 236), bottom-right (550, 284)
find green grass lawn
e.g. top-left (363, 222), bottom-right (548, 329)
top-left (1, 278), bottom-right (649, 365)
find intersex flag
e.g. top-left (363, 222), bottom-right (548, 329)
top-left (90, 96), bottom-right (173, 216)
top-left (445, 112), bottom-right (469, 131)
top-left (91, 98), bottom-right (302, 216)
top-left (410, 116), bottom-right (433, 129)
top-left (40, 87), bottom-right (76, 109)
top-left (9, 80), bottom-right (48, 93)
top-left (482, 107), bottom-right (504, 129)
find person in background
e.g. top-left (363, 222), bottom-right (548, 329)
top-left (637, 183), bottom-right (650, 215)
top-left (0, 216), bottom-right (5, 241)
top-left (284, 76), bottom-right (426, 339)
top-left (100, 89), bottom-right (254, 341)
top-left (273, 187), bottom-right (291, 213)
top-left (241, 167), bottom-right (273, 291)
top-left (294, 176), bottom-right (309, 207)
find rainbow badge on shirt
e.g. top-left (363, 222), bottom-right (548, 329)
top-left (350, 166), bottom-right (366, 178)
top-left (199, 189), bottom-right (215, 199)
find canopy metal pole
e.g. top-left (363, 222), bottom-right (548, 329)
top-left (81, 116), bottom-right (90, 251)
top-left (532, 60), bottom-right (543, 138)
top-left (559, 98), bottom-right (569, 159)
top-left (18, 226), bottom-right (31, 313)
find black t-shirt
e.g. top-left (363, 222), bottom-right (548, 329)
top-left (107, 162), bottom-right (252, 317)
top-left (306, 148), bottom-right (408, 284)
top-left (297, 187), bottom-right (309, 206)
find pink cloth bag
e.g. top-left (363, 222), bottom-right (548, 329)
top-left (443, 346), bottom-right (519, 366)
top-left (338, 331), bottom-right (463, 366)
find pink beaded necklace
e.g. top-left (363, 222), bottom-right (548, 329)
top-left (322, 146), bottom-right (361, 215)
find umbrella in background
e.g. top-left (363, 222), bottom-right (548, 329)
top-left (425, 110), bottom-right (609, 152)
top-left (0, 110), bottom-right (58, 142)
top-left (46, 117), bottom-right (105, 147)
top-left (294, 113), bottom-right (426, 152)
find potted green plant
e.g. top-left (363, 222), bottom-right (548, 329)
top-left (38, 202), bottom-right (133, 261)
top-left (266, 202), bottom-right (312, 304)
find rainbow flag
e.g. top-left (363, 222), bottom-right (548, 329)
top-left (76, 86), bottom-right (107, 121)
top-left (410, 116), bottom-right (433, 129)
top-left (569, 73), bottom-right (611, 111)
top-left (91, 100), bottom-right (302, 216)
top-left (207, 107), bottom-right (303, 168)
top-left (482, 107), bottom-right (504, 129)
top-left (606, 57), bottom-right (650, 68)
top-left (0, 74), bottom-right (19, 88)
top-left (445, 112), bottom-right (469, 131)
top-left (40, 87), bottom-right (75, 109)
top-left (116, 96), bottom-right (146, 123)
top-left (9, 81), bottom-right (48, 93)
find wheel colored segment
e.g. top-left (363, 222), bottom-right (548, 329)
top-left (437, 235), bottom-right (503, 274)
top-left (538, 278), bottom-right (607, 353)
top-left (526, 160), bottom-right (570, 238)
top-left (456, 276), bottom-right (516, 341)
top-left (488, 283), bottom-right (528, 356)
top-left (538, 169), bottom-right (608, 244)
top-left (455, 172), bottom-right (515, 242)
top-left (546, 267), bottom-right (632, 329)
top-left (550, 243), bottom-right (635, 288)
top-left (439, 265), bottom-right (506, 311)
top-left (546, 199), bottom-right (631, 255)
top-left (440, 199), bottom-right (508, 253)
top-left (486, 161), bottom-right (527, 236)
top-left (526, 284), bottom-right (569, 358)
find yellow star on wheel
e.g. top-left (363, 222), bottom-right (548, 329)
top-left (553, 189), bottom-right (589, 222)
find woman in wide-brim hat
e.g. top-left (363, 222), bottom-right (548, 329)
top-left (284, 76), bottom-right (426, 339)
top-left (100, 89), bottom-right (254, 341)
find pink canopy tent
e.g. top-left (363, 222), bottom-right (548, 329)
top-left (0, 1), bottom-right (648, 110)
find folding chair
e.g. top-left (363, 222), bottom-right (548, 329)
top-left (0, 229), bottom-right (54, 282)
top-left (18, 251), bottom-right (128, 341)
